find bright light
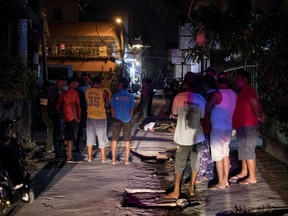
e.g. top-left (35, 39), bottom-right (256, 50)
top-left (136, 61), bottom-right (140, 66)
top-left (132, 44), bottom-right (143, 49)
top-left (130, 66), bottom-right (135, 77)
top-left (115, 18), bottom-right (122, 24)
top-left (125, 58), bottom-right (137, 62)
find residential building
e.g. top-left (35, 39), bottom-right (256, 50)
top-left (41, 0), bottom-right (122, 81)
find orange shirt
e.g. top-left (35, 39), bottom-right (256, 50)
top-left (56, 88), bottom-right (81, 122)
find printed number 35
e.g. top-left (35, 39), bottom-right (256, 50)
top-left (88, 96), bottom-right (100, 107)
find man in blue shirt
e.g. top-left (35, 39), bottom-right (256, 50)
top-left (111, 77), bottom-right (135, 165)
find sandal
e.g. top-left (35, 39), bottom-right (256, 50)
top-left (239, 180), bottom-right (257, 185)
top-left (209, 184), bottom-right (226, 190)
top-left (230, 175), bottom-right (245, 181)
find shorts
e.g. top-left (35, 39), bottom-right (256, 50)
top-left (64, 120), bottom-right (79, 142)
top-left (86, 118), bottom-right (109, 148)
top-left (112, 118), bottom-right (132, 142)
top-left (210, 128), bottom-right (232, 161)
top-left (237, 125), bottom-right (259, 160)
top-left (174, 143), bottom-right (202, 174)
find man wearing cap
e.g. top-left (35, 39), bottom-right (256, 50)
top-left (110, 77), bottom-right (135, 165)
top-left (56, 77), bottom-right (81, 162)
top-left (47, 78), bottom-right (66, 157)
top-left (85, 76), bottom-right (110, 162)
top-left (206, 72), bottom-right (237, 190)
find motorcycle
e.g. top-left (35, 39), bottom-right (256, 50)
top-left (0, 118), bottom-right (34, 215)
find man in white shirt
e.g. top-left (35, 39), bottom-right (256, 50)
top-left (164, 72), bottom-right (206, 199)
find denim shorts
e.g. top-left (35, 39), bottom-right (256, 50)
top-left (237, 125), bottom-right (259, 160)
top-left (86, 118), bottom-right (109, 148)
top-left (210, 128), bottom-right (232, 161)
top-left (174, 143), bottom-right (202, 174)
top-left (111, 118), bottom-right (132, 142)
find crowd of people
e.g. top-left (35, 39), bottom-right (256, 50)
top-left (45, 67), bottom-right (265, 197)
top-left (164, 67), bottom-right (265, 199)
top-left (47, 73), bottom-right (134, 164)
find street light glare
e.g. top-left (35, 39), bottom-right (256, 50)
top-left (133, 44), bottom-right (143, 49)
top-left (115, 18), bottom-right (122, 24)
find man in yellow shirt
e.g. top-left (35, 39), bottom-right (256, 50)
top-left (85, 76), bottom-right (109, 162)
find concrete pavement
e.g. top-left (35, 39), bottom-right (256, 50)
top-left (13, 98), bottom-right (288, 215)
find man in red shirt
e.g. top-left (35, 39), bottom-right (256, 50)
top-left (231, 70), bottom-right (265, 184)
top-left (56, 77), bottom-right (81, 162)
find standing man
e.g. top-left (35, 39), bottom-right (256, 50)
top-left (47, 78), bottom-right (65, 157)
top-left (76, 72), bottom-right (91, 152)
top-left (231, 70), bottom-right (265, 184)
top-left (140, 77), bottom-right (153, 117)
top-left (85, 76), bottom-right (109, 162)
top-left (205, 67), bottom-right (217, 78)
top-left (164, 72), bottom-right (206, 199)
top-left (56, 77), bottom-right (81, 162)
top-left (206, 72), bottom-right (237, 190)
top-left (110, 77), bottom-right (135, 165)
top-left (196, 75), bottom-right (217, 183)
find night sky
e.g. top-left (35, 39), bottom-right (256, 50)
top-left (85, 0), bottom-right (179, 52)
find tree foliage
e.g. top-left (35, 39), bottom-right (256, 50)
top-left (157, 0), bottom-right (288, 136)
top-left (0, 35), bottom-right (37, 103)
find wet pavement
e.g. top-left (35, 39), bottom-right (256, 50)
top-left (10, 98), bottom-right (288, 216)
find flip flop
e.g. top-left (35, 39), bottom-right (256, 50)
top-left (239, 180), bottom-right (257, 185)
top-left (230, 175), bottom-right (245, 181)
top-left (208, 185), bottom-right (226, 190)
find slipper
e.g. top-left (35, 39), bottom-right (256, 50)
top-left (239, 180), bottom-right (257, 185)
top-left (230, 175), bottom-right (245, 181)
top-left (209, 185), bottom-right (226, 190)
